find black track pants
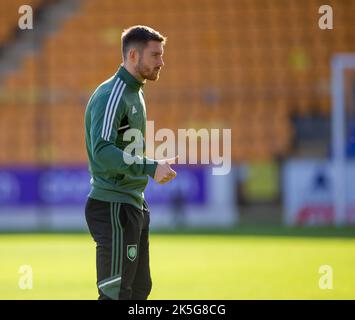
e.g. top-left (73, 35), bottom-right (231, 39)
top-left (85, 197), bottom-right (152, 300)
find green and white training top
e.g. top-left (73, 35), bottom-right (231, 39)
top-left (84, 65), bottom-right (158, 210)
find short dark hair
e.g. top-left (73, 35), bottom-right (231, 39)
top-left (121, 25), bottom-right (166, 60)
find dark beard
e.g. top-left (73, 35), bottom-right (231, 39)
top-left (136, 61), bottom-right (160, 81)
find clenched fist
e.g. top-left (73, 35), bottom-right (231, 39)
top-left (154, 156), bottom-right (178, 184)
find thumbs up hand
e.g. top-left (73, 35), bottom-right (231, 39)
top-left (153, 155), bottom-right (178, 184)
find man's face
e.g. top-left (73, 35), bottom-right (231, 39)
top-left (135, 41), bottom-right (164, 81)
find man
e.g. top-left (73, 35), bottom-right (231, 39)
top-left (84, 25), bottom-right (177, 300)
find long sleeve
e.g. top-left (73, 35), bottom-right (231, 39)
top-left (90, 91), bottom-right (157, 178)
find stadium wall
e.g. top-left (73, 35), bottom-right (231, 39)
top-left (0, 165), bottom-right (237, 231)
top-left (283, 159), bottom-right (355, 226)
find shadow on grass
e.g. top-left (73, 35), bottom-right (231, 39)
top-left (151, 225), bottom-right (355, 239)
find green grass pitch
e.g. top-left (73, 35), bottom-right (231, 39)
top-left (1, 228), bottom-right (355, 299)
